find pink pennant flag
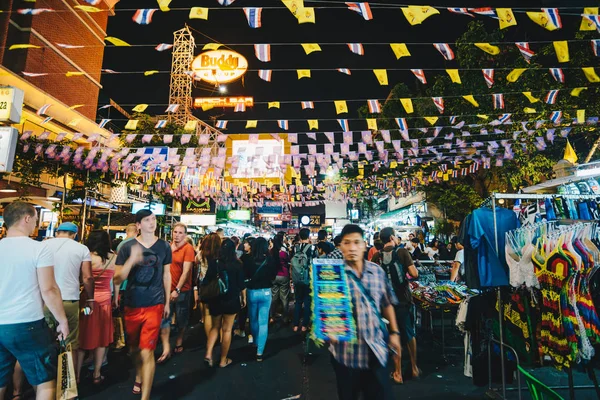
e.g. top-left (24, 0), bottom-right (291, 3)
top-left (380, 130), bottom-right (391, 143)
top-left (163, 135), bottom-right (173, 144)
top-left (392, 140), bottom-right (402, 153)
top-left (125, 134), bottom-right (137, 143)
top-left (343, 131), bottom-right (353, 144)
top-left (181, 134), bottom-right (192, 144)
top-left (307, 132), bottom-right (317, 140)
top-left (142, 134), bottom-right (153, 144)
top-left (361, 130), bottom-right (373, 145)
top-left (288, 133), bottom-right (298, 143)
top-left (325, 132), bottom-right (335, 144)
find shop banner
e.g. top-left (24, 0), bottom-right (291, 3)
top-left (311, 259), bottom-right (357, 343)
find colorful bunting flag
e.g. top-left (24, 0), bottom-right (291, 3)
top-left (244, 8), bottom-right (262, 28)
top-left (325, 132), bottom-right (335, 143)
top-left (157, 0), bottom-right (171, 12)
top-left (105, 37), bottom-right (130, 46)
top-left (37, 104), bottom-right (52, 116)
top-left (132, 9), bottom-right (157, 25)
top-left (399, 98), bottom-right (413, 114)
top-left (308, 120), bottom-right (319, 130)
top-left (497, 8), bottom-right (517, 29)
top-left (390, 43), bottom-right (410, 59)
top-left (366, 119), bottom-right (377, 130)
top-left (474, 43), bottom-right (500, 55)
top-left (347, 43), bottom-right (364, 56)
top-left (246, 120), bottom-right (258, 129)
top-left (493, 94), bottom-right (505, 109)
top-left (433, 43), bottom-right (454, 60)
top-left (550, 111), bottom-right (562, 124)
top-left (346, 2), bottom-right (373, 20)
top-left (432, 97), bottom-right (444, 114)
top-left (482, 69), bottom-right (494, 87)
top-left (268, 102), bottom-right (280, 109)
top-left (216, 120), bottom-right (228, 129)
top-left (255, 44), bottom-right (271, 62)
top-left (592, 40), bottom-right (600, 57)
top-left (298, 8), bottom-right (315, 24)
top-left (184, 120), bottom-right (198, 131)
top-left (571, 87), bottom-right (587, 97)
top-left (424, 117), bottom-right (438, 125)
top-left (189, 7), bottom-right (209, 19)
top-left (373, 69), bottom-right (388, 85)
top-left (506, 68), bottom-right (526, 82)
top-left (9, 44), bottom-right (41, 50)
top-left (469, 7), bottom-right (498, 19)
top-left (337, 68), bottom-right (351, 75)
top-left (548, 68), bottom-right (564, 83)
top-left (367, 100), bottom-right (381, 113)
top-left (217, 0), bottom-right (235, 5)
top-left (411, 69), bottom-right (426, 84)
top-left (334, 101), bottom-right (348, 114)
top-left (56, 43), bottom-right (84, 49)
top-left (125, 120), bottom-right (139, 130)
top-left (515, 42), bottom-right (535, 63)
top-left (302, 43), bottom-right (321, 55)
top-left (301, 101), bottom-right (314, 109)
top-left (258, 69), bottom-right (272, 81)
top-left (155, 120), bottom-right (167, 129)
top-left (234, 103), bottom-right (246, 112)
top-left (580, 8), bottom-right (599, 30)
top-left (98, 119), bottom-right (110, 128)
top-left (545, 90), bottom-right (559, 104)
top-left (297, 70), bottom-right (311, 79)
top-left (462, 95), bottom-right (479, 107)
top-left (74, 5), bottom-right (102, 12)
top-left (577, 110), bottom-right (586, 124)
top-left (447, 8), bottom-right (474, 17)
top-left (17, 8), bottom-right (54, 15)
top-left (446, 69), bottom-right (461, 84)
top-left (155, 43), bottom-right (173, 51)
top-left (527, 8), bottom-right (562, 31)
top-left (132, 104), bottom-right (148, 112)
top-left (401, 6), bottom-right (440, 25)
top-left (553, 41), bottom-right (569, 63)
top-left (164, 104), bottom-right (179, 113)
top-left (522, 91), bottom-right (540, 103)
top-left (338, 119), bottom-right (349, 131)
top-left (277, 120), bottom-right (288, 130)
top-left (582, 67), bottom-right (600, 82)
top-left (203, 43), bottom-right (222, 50)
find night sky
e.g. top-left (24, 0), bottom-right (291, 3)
top-left (99, 0), bottom-right (589, 137)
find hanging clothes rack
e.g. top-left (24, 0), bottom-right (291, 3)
top-left (486, 192), bottom-right (600, 400)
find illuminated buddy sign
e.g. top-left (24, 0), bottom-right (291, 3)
top-left (0, 87), bottom-right (24, 123)
top-left (191, 50), bottom-right (248, 84)
top-left (227, 210), bottom-right (251, 221)
top-left (182, 198), bottom-right (216, 214)
top-left (193, 97), bottom-right (254, 109)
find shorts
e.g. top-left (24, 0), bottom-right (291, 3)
top-left (395, 303), bottom-right (416, 345)
top-left (124, 304), bottom-right (164, 351)
top-left (44, 300), bottom-right (80, 350)
top-left (160, 291), bottom-right (191, 330)
top-left (0, 319), bottom-right (58, 387)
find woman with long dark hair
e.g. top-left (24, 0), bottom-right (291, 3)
top-left (270, 236), bottom-right (291, 323)
top-left (246, 237), bottom-right (277, 361)
top-left (204, 239), bottom-right (246, 368)
top-left (234, 236), bottom-right (255, 340)
top-left (77, 230), bottom-right (116, 384)
top-left (195, 233), bottom-right (221, 335)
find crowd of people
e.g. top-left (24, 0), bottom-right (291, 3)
top-left (0, 200), bottom-right (432, 400)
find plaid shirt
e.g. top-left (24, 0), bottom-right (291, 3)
top-left (323, 248), bottom-right (344, 260)
top-left (329, 260), bottom-right (398, 369)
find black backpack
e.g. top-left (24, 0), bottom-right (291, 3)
top-left (380, 248), bottom-right (412, 304)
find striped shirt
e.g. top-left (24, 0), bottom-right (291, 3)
top-left (329, 260), bottom-right (398, 369)
top-left (325, 248), bottom-right (344, 260)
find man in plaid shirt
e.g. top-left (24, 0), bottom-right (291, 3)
top-left (327, 224), bottom-right (401, 400)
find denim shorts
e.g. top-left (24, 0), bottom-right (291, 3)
top-left (160, 291), bottom-right (191, 330)
top-left (0, 319), bottom-right (58, 387)
top-left (395, 303), bottom-right (416, 345)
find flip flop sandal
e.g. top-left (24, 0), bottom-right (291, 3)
top-left (93, 375), bottom-right (105, 385)
top-left (220, 358), bottom-right (233, 368)
top-left (390, 372), bottom-right (404, 385)
top-left (204, 358), bottom-right (214, 368)
top-left (174, 346), bottom-right (184, 354)
top-left (132, 382), bottom-right (142, 395)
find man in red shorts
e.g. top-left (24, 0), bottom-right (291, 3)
top-left (115, 209), bottom-right (172, 400)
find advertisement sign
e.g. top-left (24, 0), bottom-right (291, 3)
top-left (256, 203), bottom-right (283, 215)
top-left (191, 50), bottom-right (248, 84)
top-left (181, 198), bottom-right (216, 214)
top-left (299, 214), bottom-right (324, 227)
top-left (0, 127), bottom-right (19, 172)
top-left (0, 87), bottom-right (24, 123)
top-left (227, 210), bottom-right (251, 221)
top-left (131, 202), bottom-right (166, 215)
top-left (193, 97), bottom-right (253, 109)
top-left (311, 259), bottom-right (357, 343)
top-left (180, 214), bottom-right (217, 226)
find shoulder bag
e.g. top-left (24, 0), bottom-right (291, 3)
top-left (199, 260), bottom-right (229, 301)
top-left (346, 270), bottom-right (390, 343)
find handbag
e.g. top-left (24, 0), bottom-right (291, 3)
top-left (199, 260), bottom-right (229, 301)
top-left (346, 271), bottom-right (390, 343)
top-left (57, 341), bottom-right (78, 400)
top-left (111, 314), bottom-right (126, 349)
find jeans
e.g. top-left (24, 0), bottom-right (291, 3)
top-left (330, 354), bottom-right (393, 400)
top-left (293, 283), bottom-right (311, 328)
top-left (248, 288), bottom-right (272, 356)
top-left (271, 276), bottom-right (290, 318)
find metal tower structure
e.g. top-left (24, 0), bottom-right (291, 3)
top-left (168, 26), bottom-right (224, 160)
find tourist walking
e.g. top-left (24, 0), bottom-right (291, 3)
top-left (0, 201), bottom-right (69, 400)
top-left (291, 228), bottom-right (316, 333)
top-left (270, 236), bottom-right (291, 323)
top-left (77, 230), bottom-right (117, 385)
top-left (235, 236), bottom-right (255, 339)
top-left (195, 232), bottom-right (221, 336)
top-left (203, 239), bottom-right (246, 368)
top-left (114, 209), bottom-right (172, 399)
top-left (245, 237), bottom-right (277, 361)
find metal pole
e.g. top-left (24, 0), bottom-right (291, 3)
top-left (491, 194), bottom-right (506, 400)
top-left (107, 207), bottom-right (111, 234)
top-left (80, 188), bottom-right (88, 244)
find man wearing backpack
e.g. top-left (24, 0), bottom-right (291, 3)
top-left (372, 227), bottom-right (420, 385)
top-left (291, 228), bottom-right (316, 333)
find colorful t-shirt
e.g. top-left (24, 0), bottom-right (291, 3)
top-left (170, 242), bottom-right (195, 292)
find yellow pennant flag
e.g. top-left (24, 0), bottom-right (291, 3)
top-left (390, 43), bottom-right (411, 59)
top-left (373, 69), bottom-right (388, 85)
top-left (203, 43), bottom-right (222, 50)
top-left (74, 5), bottom-right (102, 12)
top-left (390, 161), bottom-right (398, 169)
top-left (553, 41), bottom-right (569, 63)
top-left (132, 104), bottom-right (148, 112)
top-left (522, 92), bottom-right (540, 103)
top-left (577, 110), bottom-right (586, 124)
top-left (523, 107), bottom-right (537, 114)
top-left (297, 70), bottom-right (311, 79)
top-left (184, 120), bottom-right (198, 131)
top-left (571, 87), bottom-right (588, 97)
top-left (9, 44), bottom-right (40, 50)
top-left (268, 102), bottom-right (280, 109)
top-left (564, 140), bottom-right (578, 163)
top-left (157, 0), bottom-right (171, 12)
top-left (582, 67), bottom-right (600, 83)
top-left (301, 43), bottom-right (321, 55)
top-left (144, 70), bottom-right (159, 76)
top-left (65, 71), bottom-right (84, 77)
top-left (281, 0), bottom-right (305, 19)
top-left (446, 69), bottom-right (461, 84)
top-left (443, 173), bottom-right (449, 182)
top-left (366, 119), bottom-right (377, 130)
top-left (474, 43), bottom-right (500, 55)
top-left (189, 7), bottom-right (208, 20)
top-left (400, 98), bottom-right (414, 114)
top-left (401, 6), bottom-right (440, 26)
top-left (125, 120), bottom-right (139, 130)
top-left (462, 95), bottom-right (479, 107)
top-left (201, 104), bottom-right (214, 111)
top-left (580, 8), bottom-right (599, 30)
top-left (477, 115), bottom-right (489, 120)
top-left (105, 37), bottom-right (130, 47)
top-left (69, 104), bottom-right (85, 110)
top-left (497, 8), bottom-right (517, 29)
top-left (298, 7), bottom-right (315, 24)
top-left (308, 120), bottom-right (319, 130)
top-left (506, 68), bottom-right (526, 82)
top-left (527, 11), bottom-right (560, 31)
top-left (334, 100), bottom-right (348, 114)
top-left (424, 116), bottom-right (438, 125)
top-left (246, 120), bottom-right (258, 129)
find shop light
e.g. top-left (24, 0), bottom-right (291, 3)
top-left (47, 191), bottom-right (62, 202)
top-left (0, 186), bottom-right (17, 193)
top-left (575, 167), bottom-right (600, 178)
top-left (219, 85), bottom-right (227, 94)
